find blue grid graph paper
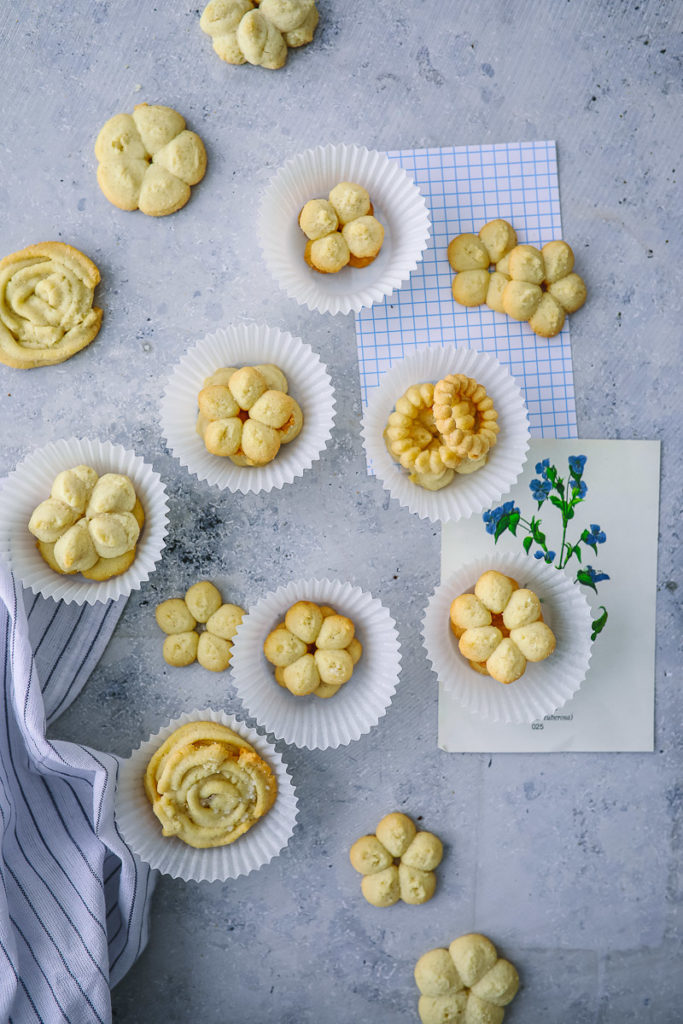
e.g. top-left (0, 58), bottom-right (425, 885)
top-left (355, 140), bottom-right (578, 440)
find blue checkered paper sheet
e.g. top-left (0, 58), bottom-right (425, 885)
top-left (355, 140), bottom-right (578, 441)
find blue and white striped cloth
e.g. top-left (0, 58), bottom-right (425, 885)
top-left (0, 561), bottom-right (154, 1023)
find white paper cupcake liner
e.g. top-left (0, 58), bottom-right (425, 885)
top-left (258, 143), bottom-right (431, 316)
top-left (0, 437), bottom-right (169, 605)
top-left (361, 344), bottom-right (530, 523)
top-left (160, 323), bottom-right (335, 494)
top-left (115, 708), bottom-right (298, 883)
top-left (422, 552), bottom-right (593, 724)
top-left (230, 578), bottom-right (401, 749)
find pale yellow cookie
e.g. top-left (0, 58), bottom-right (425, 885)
top-left (507, 244), bottom-right (545, 285)
top-left (85, 473), bottom-right (136, 517)
top-left (50, 467), bottom-right (96, 514)
top-left (156, 598), bottom-right (197, 635)
top-left (285, 601), bottom-right (324, 644)
top-left (432, 374), bottom-right (499, 462)
top-left (282, 653), bottom-right (320, 695)
top-left (361, 866), bottom-right (400, 908)
top-left (204, 418), bottom-right (243, 457)
top-left (502, 588), bottom-right (542, 630)
top-left (474, 571), bottom-right (516, 614)
top-left (509, 620), bottom-right (556, 662)
top-left (28, 499), bottom-right (79, 543)
top-left (313, 647), bottom-right (353, 685)
top-left (95, 104), bottom-right (206, 217)
top-left (162, 630), bottom-right (199, 667)
top-left (349, 834), bottom-right (394, 875)
top-left (459, 626), bottom-right (503, 663)
top-left (528, 292), bottom-right (566, 337)
top-left (197, 630), bottom-right (233, 671)
top-left (486, 637), bottom-right (527, 684)
top-left (237, 9), bottom-right (288, 69)
top-left (228, 366), bottom-right (268, 409)
top-left (328, 182), bottom-right (371, 225)
top-left (414, 948), bottom-right (464, 998)
top-left (399, 862), bottom-right (437, 905)
top-left (478, 219), bottom-right (517, 263)
top-left (447, 234), bottom-right (490, 272)
top-left (548, 272), bottom-right (587, 313)
top-left (375, 811), bottom-right (416, 857)
top-left (299, 199), bottom-right (338, 240)
top-left (53, 520), bottom-right (99, 574)
top-left (144, 721), bottom-right (277, 848)
top-left (502, 279), bottom-right (543, 320)
top-left (206, 602), bottom-right (244, 640)
top-left (342, 215), bottom-right (384, 268)
top-left (88, 512), bottom-right (140, 559)
top-left (198, 384), bottom-right (241, 420)
top-left (449, 593), bottom-right (492, 638)
top-left (263, 626), bottom-right (307, 666)
top-left (315, 614), bottom-right (355, 650)
top-left (305, 233), bottom-right (350, 274)
top-left (185, 580), bottom-right (223, 622)
top-left (485, 270), bottom-right (510, 314)
top-left (542, 239), bottom-right (575, 284)
top-left (0, 242), bottom-right (103, 369)
top-left (401, 831), bottom-right (444, 872)
top-left (452, 269), bottom-right (489, 306)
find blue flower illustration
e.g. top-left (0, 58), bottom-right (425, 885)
top-left (535, 458), bottom-right (551, 476)
top-left (482, 501), bottom-right (519, 535)
top-left (583, 524), bottom-right (606, 546)
top-left (534, 550), bottom-right (544, 559)
top-left (571, 479), bottom-right (588, 499)
top-left (584, 565), bottom-right (610, 585)
top-left (530, 477), bottom-right (552, 502)
top-left (568, 454), bottom-right (587, 476)
top-left (544, 550), bottom-right (556, 563)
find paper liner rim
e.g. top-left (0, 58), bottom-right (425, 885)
top-left (115, 708), bottom-right (299, 882)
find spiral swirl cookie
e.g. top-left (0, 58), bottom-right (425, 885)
top-left (349, 812), bottom-right (443, 907)
top-left (263, 600), bottom-right (362, 698)
top-left (0, 242), bottom-right (102, 369)
top-left (95, 103), bottom-right (207, 217)
top-left (28, 467), bottom-right (144, 581)
top-left (432, 374), bottom-right (500, 461)
top-left (144, 720), bottom-right (277, 849)
top-left (415, 933), bottom-right (520, 1024)
top-left (200, 0), bottom-right (319, 70)
top-left (196, 364), bottom-right (303, 466)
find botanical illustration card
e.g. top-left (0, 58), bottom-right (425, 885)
top-left (438, 439), bottom-right (661, 752)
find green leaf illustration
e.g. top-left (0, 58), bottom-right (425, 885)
top-left (572, 544), bottom-right (582, 563)
top-left (549, 495), bottom-right (565, 510)
top-left (494, 514), bottom-right (510, 541)
top-left (576, 569), bottom-right (597, 592)
top-left (591, 606), bottom-right (608, 641)
top-left (508, 511), bottom-right (520, 535)
top-left (523, 535), bottom-right (533, 554)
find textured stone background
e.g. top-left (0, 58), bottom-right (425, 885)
top-left (1, 1), bottom-right (681, 1021)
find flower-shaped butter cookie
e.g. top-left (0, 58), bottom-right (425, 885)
top-left (95, 103), bottom-right (207, 217)
top-left (156, 580), bottom-right (245, 672)
top-left (349, 812), bottom-right (443, 907)
top-left (0, 242), bottom-right (102, 369)
top-left (299, 182), bottom-right (385, 273)
top-left (196, 364), bottom-right (304, 466)
top-left (448, 218), bottom-right (586, 338)
top-left (200, 0), bottom-right (319, 70)
top-left (450, 570), bottom-right (556, 684)
top-left (28, 467), bottom-right (144, 581)
top-left (263, 600), bottom-right (362, 698)
top-left (415, 933), bottom-right (519, 1024)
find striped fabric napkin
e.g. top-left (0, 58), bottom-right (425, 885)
top-left (0, 561), bottom-right (154, 1023)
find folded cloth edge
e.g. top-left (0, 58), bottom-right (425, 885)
top-left (0, 560), bottom-right (155, 1021)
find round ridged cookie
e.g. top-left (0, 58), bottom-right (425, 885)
top-left (432, 374), bottom-right (499, 461)
top-left (0, 242), bottom-right (102, 369)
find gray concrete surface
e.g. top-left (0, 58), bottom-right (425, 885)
top-left (1, 1), bottom-right (681, 1021)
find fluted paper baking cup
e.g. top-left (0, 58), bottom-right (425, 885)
top-left (361, 344), bottom-right (530, 523)
top-left (160, 323), bottom-right (335, 494)
top-left (258, 143), bottom-right (431, 316)
top-left (231, 578), bottom-right (402, 749)
top-left (115, 708), bottom-right (298, 883)
top-left (0, 437), bottom-right (169, 605)
top-left (422, 552), bottom-right (593, 724)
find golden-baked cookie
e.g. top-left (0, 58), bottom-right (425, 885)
top-left (448, 218), bottom-right (587, 337)
top-left (29, 467), bottom-right (144, 581)
top-left (196, 364), bottom-right (303, 467)
top-left (144, 720), bottom-right (276, 848)
top-left (415, 933), bottom-right (519, 1024)
top-left (383, 382), bottom-right (461, 482)
top-left (263, 600), bottom-right (361, 697)
top-left (200, 0), bottom-right (319, 70)
top-left (432, 374), bottom-right (499, 462)
top-left (95, 104), bottom-right (207, 217)
top-left (299, 181), bottom-right (383, 273)
top-left (350, 812), bottom-right (443, 908)
top-left (0, 242), bottom-right (102, 369)
top-left (156, 581), bottom-right (245, 670)
top-left (450, 571), bottom-right (556, 684)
